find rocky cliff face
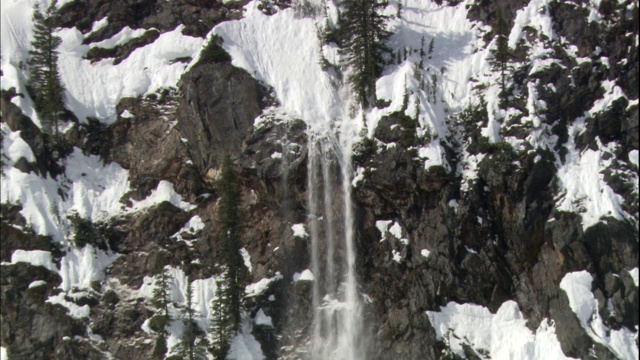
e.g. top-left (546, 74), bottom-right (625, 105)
top-left (1, 0), bottom-right (638, 359)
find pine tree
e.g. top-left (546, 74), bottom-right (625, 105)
top-left (152, 266), bottom-right (173, 323)
top-left (216, 156), bottom-right (247, 331)
top-left (489, 7), bottom-right (511, 107)
top-left (208, 156), bottom-right (248, 359)
top-left (175, 279), bottom-right (208, 360)
top-left (150, 267), bottom-right (173, 359)
top-left (182, 279), bottom-right (197, 357)
top-left (339, 0), bottom-right (392, 109)
top-left (428, 38), bottom-right (434, 59)
top-left (28, 0), bottom-right (65, 137)
top-left (210, 276), bottom-right (234, 360)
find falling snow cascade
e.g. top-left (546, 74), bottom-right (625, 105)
top-left (213, 0), bottom-right (370, 356)
top-left (306, 128), bottom-right (365, 360)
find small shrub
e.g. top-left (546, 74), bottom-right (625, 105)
top-left (480, 141), bottom-right (519, 172)
top-left (293, 0), bottom-right (322, 18)
top-left (148, 314), bottom-right (169, 333)
top-left (199, 34), bottom-right (231, 64)
top-left (353, 137), bottom-right (378, 164)
top-left (70, 213), bottom-right (107, 249)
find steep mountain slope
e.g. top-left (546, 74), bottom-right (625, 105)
top-left (1, 0), bottom-right (638, 359)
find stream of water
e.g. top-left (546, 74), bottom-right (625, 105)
top-left (306, 128), bottom-right (364, 360)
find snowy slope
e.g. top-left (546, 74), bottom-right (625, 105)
top-left (1, 0), bottom-right (204, 125)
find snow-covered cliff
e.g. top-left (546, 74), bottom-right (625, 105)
top-left (1, 0), bottom-right (638, 359)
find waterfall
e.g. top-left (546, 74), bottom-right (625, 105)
top-left (307, 126), bottom-right (364, 360)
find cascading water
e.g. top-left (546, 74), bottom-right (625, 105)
top-left (306, 125), bottom-right (364, 360)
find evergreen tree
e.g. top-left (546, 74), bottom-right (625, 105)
top-left (209, 276), bottom-right (234, 360)
top-left (28, 0), bottom-right (65, 137)
top-left (208, 156), bottom-right (248, 359)
top-left (489, 8), bottom-right (511, 107)
top-left (339, 0), bottom-right (392, 108)
top-left (152, 266), bottom-right (173, 323)
top-left (150, 267), bottom-right (173, 359)
top-left (428, 38), bottom-right (434, 59)
top-left (216, 156), bottom-right (247, 331)
top-left (175, 279), bottom-right (208, 360)
top-left (181, 278), bottom-right (196, 324)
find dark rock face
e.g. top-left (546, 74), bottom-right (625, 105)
top-left (1, 204), bottom-right (56, 263)
top-left (1, 90), bottom-right (47, 175)
top-left (84, 29), bottom-right (161, 64)
top-left (1, 263), bottom-right (88, 360)
top-left (58, 0), bottom-right (249, 40)
top-left (90, 297), bottom-right (154, 358)
top-left (176, 62), bottom-right (264, 173)
top-left (0, 224), bottom-right (56, 263)
top-left (1, 89), bottom-right (77, 177)
top-left (107, 201), bottom-right (190, 288)
top-left (109, 91), bottom-right (202, 202)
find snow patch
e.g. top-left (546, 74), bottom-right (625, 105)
top-left (509, 0), bottom-right (555, 49)
top-left (293, 269), bottom-right (314, 282)
top-left (64, 148), bottom-right (131, 222)
top-left (246, 272), bottom-right (283, 298)
top-left (227, 320), bottom-right (266, 360)
top-left (427, 301), bottom-right (576, 359)
top-left (291, 223), bottom-right (308, 238)
top-left (180, 215), bottom-right (205, 234)
top-left (270, 151), bottom-right (282, 159)
top-left (560, 271), bottom-right (638, 360)
top-left (418, 141), bottom-right (450, 171)
top-left (392, 250), bottom-right (402, 263)
top-left (375, 220), bottom-right (392, 241)
top-left (171, 215), bottom-right (205, 245)
top-left (388, 221), bottom-right (403, 239)
top-left (241, 248), bottom-right (252, 273)
top-left (131, 180), bottom-right (196, 212)
top-left (555, 141), bottom-right (628, 230)
top-left (628, 150), bottom-right (638, 168)
top-left (46, 292), bottom-right (90, 319)
top-left (92, 26), bottom-right (148, 50)
top-left (352, 166), bottom-right (365, 187)
top-left (120, 109), bottom-right (134, 119)
top-left (255, 308), bottom-right (273, 327)
top-left (88, 17), bottom-right (109, 35)
top-left (5, 131), bottom-right (36, 164)
top-left (28, 280), bottom-right (47, 288)
top-left (629, 268), bottom-right (639, 287)
top-left (10, 250), bottom-right (56, 272)
top-left (460, 153), bottom-right (486, 192)
top-left (420, 249), bottom-right (431, 258)
top-left (58, 245), bottom-right (119, 291)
